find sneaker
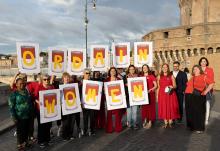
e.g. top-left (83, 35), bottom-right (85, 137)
top-left (196, 131), bottom-right (204, 134)
top-left (205, 120), bottom-right (209, 125)
top-left (39, 143), bottom-right (46, 149)
top-left (47, 141), bottom-right (53, 146)
top-left (90, 131), bottom-right (95, 136)
top-left (78, 132), bottom-right (82, 138)
top-left (70, 136), bottom-right (75, 140)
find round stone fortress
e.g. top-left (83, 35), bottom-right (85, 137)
top-left (142, 0), bottom-right (220, 90)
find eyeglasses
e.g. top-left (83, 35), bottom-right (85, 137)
top-left (85, 72), bottom-right (90, 75)
top-left (43, 78), bottom-right (50, 81)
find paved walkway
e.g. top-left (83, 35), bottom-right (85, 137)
top-left (0, 91), bottom-right (219, 151)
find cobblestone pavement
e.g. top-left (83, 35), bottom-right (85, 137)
top-left (0, 114), bottom-right (220, 151)
top-left (0, 91), bottom-right (219, 151)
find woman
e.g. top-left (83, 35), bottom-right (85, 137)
top-left (185, 65), bottom-right (214, 133)
top-left (70, 75), bottom-right (82, 138)
top-left (60, 72), bottom-right (75, 140)
top-left (34, 74), bottom-right (54, 148)
top-left (125, 65), bottom-right (139, 129)
top-left (199, 57), bottom-right (215, 125)
top-left (8, 78), bottom-right (33, 151)
top-left (105, 67), bottom-right (123, 133)
top-left (92, 71), bottom-right (106, 129)
top-left (157, 63), bottom-right (180, 128)
top-left (81, 69), bottom-right (95, 136)
top-left (141, 64), bottom-right (157, 129)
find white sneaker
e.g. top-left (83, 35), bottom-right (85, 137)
top-left (205, 120), bottom-right (209, 125)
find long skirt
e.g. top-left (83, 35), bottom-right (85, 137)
top-left (185, 93), bottom-right (206, 131)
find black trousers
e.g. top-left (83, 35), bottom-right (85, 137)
top-left (17, 119), bottom-right (30, 145)
top-left (83, 109), bottom-right (95, 133)
top-left (74, 112), bottom-right (81, 132)
top-left (28, 113), bottom-right (35, 138)
top-left (177, 92), bottom-right (184, 120)
top-left (36, 112), bottom-right (52, 144)
top-left (62, 114), bottom-right (74, 139)
top-left (185, 94), bottom-right (206, 131)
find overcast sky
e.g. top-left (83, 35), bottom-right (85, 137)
top-left (0, 0), bottom-right (179, 54)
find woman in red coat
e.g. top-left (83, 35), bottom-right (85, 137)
top-left (157, 63), bottom-right (180, 128)
top-left (105, 67), bottom-right (123, 133)
top-left (141, 64), bottom-right (157, 129)
top-left (199, 57), bottom-right (215, 125)
top-left (34, 74), bottom-right (54, 148)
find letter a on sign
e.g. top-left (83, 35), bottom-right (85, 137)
top-left (48, 48), bottom-right (67, 76)
top-left (39, 89), bottom-right (61, 124)
top-left (112, 42), bottom-right (130, 68)
top-left (90, 45), bottom-right (109, 71)
top-left (82, 80), bottom-right (103, 110)
top-left (127, 77), bottom-right (149, 106)
top-left (134, 42), bottom-right (153, 67)
top-left (67, 49), bottom-right (86, 75)
top-left (16, 42), bottom-right (40, 74)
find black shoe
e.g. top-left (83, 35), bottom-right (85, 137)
top-left (133, 125), bottom-right (139, 130)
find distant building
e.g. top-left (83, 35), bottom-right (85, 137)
top-left (142, 0), bottom-right (220, 90)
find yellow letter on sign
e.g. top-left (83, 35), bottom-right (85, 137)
top-left (45, 99), bottom-right (55, 114)
top-left (54, 55), bottom-right (62, 69)
top-left (138, 49), bottom-right (147, 61)
top-left (65, 91), bottom-right (76, 107)
top-left (23, 51), bottom-right (35, 66)
top-left (86, 89), bottom-right (96, 103)
top-left (95, 52), bottom-right (104, 65)
top-left (72, 56), bottom-right (82, 69)
top-left (110, 89), bottom-right (120, 103)
top-left (119, 49), bottom-right (123, 62)
top-left (133, 85), bottom-right (143, 98)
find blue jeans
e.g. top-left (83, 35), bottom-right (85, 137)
top-left (127, 106), bottom-right (138, 127)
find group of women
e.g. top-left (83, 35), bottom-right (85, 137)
top-left (8, 57), bottom-right (214, 151)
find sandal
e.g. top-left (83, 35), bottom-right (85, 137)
top-left (17, 144), bottom-right (25, 151)
top-left (168, 123), bottom-right (174, 129)
top-left (162, 123), bottom-right (168, 128)
top-left (144, 122), bottom-right (152, 129)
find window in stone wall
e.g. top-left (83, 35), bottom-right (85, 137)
top-left (193, 48), bottom-right (198, 56)
top-left (207, 47), bottom-right (213, 54)
top-left (187, 49), bottom-right (191, 57)
top-left (186, 28), bottom-right (191, 36)
top-left (164, 32), bottom-right (169, 39)
top-left (200, 48), bottom-right (205, 55)
top-left (216, 47), bottom-right (220, 53)
top-left (181, 49), bottom-right (186, 59)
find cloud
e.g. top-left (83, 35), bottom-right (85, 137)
top-left (0, 0), bottom-right (179, 54)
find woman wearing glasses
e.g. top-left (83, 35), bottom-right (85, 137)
top-left (34, 74), bottom-right (54, 148)
top-left (80, 69), bottom-right (96, 136)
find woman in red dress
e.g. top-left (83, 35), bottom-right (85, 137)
top-left (105, 67), bottom-right (123, 133)
top-left (157, 63), bottom-right (180, 128)
top-left (141, 64), bottom-right (157, 129)
top-left (199, 57), bottom-right (215, 125)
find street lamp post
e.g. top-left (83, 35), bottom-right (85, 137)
top-left (84, 0), bottom-right (96, 66)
